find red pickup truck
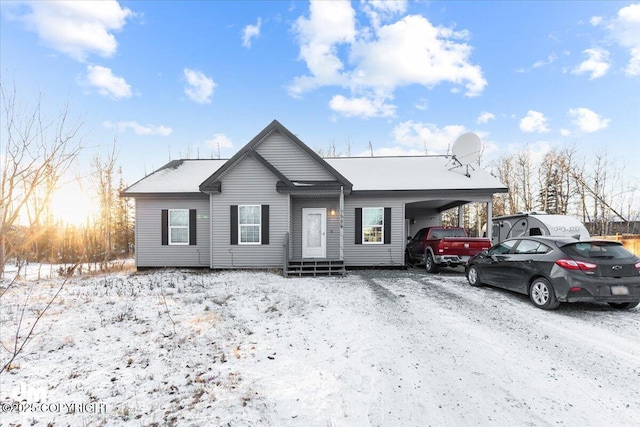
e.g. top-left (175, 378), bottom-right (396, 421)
top-left (406, 226), bottom-right (492, 273)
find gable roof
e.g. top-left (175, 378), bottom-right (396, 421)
top-left (325, 156), bottom-right (508, 193)
top-left (199, 119), bottom-right (352, 193)
top-left (121, 122), bottom-right (507, 198)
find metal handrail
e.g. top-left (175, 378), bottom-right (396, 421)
top-left (283, 232), bottom-right (290, 277)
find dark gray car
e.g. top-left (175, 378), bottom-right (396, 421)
top-left (465, 236), bottom-right (640, 310)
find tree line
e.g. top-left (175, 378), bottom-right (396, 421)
top-left (1, 84), bottom-right (133, 277)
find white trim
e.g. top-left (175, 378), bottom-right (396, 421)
top-left (302, 208), bottom-right (326, 258)
top-left (362, 207), bottom-right (384, 245)
top-left (238, 205), bottom-right (261, 245)
top-left (169, 209), bottom-right (189, 245)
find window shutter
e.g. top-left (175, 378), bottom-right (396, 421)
top-left (230, 205), bottom-right (238, 245)
top-left (355, 208), bottom-right (362, 244)
top-left (261, 205), bottom-right (269, 245)
top-left (384, 207), bottom-right (391, 244)
top-left (161, 210), bottom-right (168, 245)
top-left (189, 209), bottom-right (197, 245)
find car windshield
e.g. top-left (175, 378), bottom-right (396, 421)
top-left (561, 241), bottom-right (634, 260)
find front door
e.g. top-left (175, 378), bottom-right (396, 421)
top-left (302, 208), bottom-right (326, 259)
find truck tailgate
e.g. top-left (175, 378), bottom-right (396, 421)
top-left (439, 238), bottom-right (491, 256)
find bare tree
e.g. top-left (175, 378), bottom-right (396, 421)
top-left (1, 83), bottom-right (84, 275)
top-left (91, 143), bottom-right (118, 266)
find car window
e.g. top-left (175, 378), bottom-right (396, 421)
top-left (514, 240), bottom-right (550, 255)
top-left (445, 229), bottom-right (467, 238)
top-left (488, 240), bottom-right (517, 255)
top-left (561, 242), bottom-right (634, 260)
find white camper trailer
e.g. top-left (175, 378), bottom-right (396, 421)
top-left (491, 212), bottom-right (590, 245)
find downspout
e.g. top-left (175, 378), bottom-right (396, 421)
top-left (339, 186), bottom-right (344, 261)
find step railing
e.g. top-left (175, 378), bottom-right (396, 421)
top-left (282, 232), bottom-right (290, 277)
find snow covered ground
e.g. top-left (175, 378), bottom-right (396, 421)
top-left (1, 267), bottom-right (639, 426)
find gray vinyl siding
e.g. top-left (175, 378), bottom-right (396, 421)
top-left (291, 197), bottom-right (341, 260)
top-left (134, 195), bottom-right (210, 267)
top-left (255, 131), bottom-right (335, 181)
top-left (210, 155), bottom-right (289, 268)
top-left (343, 195), bottom-right (406, 267)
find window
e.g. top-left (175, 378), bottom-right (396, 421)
top-left (514, 239), bottom-right (550, 255)
top-left (488, 240), bottom-right (517, 255)
top-left (363, 207), bottom-right (384, 244)
top-left (169, 209), bottom-right (189, 245)
top-left (239, 205), bottom-right (261, 244)
top-left (562, 242), bottom-right (634, 260)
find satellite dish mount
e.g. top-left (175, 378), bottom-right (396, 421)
top-left (449, 132), bottom-right (481, 178)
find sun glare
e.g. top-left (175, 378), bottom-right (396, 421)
top-left (50, 183), bottom-right (99, 226)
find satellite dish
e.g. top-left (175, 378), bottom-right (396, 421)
top-left (450, 132), bottom-right (481, 177)
top-left (452, 132), bottom-right (481, 165)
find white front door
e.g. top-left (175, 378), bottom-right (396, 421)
top-left (302, 208), bottom-right (326, 259)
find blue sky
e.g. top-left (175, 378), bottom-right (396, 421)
top-left (1, 1), bottom-right (639, 211)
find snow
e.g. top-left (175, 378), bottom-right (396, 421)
top-left (123, 159), bottom-right (227, 194)
top-left (326, 157), bottom-right (507, 191)
top-left (1, 267), bottom-right (639, 426)
top-left (122, 156), bottom-right (507, 196)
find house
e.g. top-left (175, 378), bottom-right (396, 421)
top-left (122, 120), bottom-right (508, 275)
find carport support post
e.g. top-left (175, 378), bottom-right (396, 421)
top-left (486, 200), bottom-right (493, 240)
top-left (458, 205), bottom-right (465, 228)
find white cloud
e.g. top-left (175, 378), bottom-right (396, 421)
top-left (572, 48), bottom-right (611, 79)
top-left (414, 98), bottom-right (428, 111)
top-left (362, 0), bottom-right (407, 29)
top-left (103, 120), bottom-right (172, 136)
top-left (329, 95), bottom-right (395, 118)
top-left (477, 111), bottom-right (495, 124)
top-left (204, 134), bottom-right (234, 149)
top-left (519, 110), bottom-right (550, 133)
top-left (85, 65), bottom-right (132, 99)
top-left (289, 1), bottom-right (356, 96)
top-left (609, 4), bottom-right (640, 76)
top-left (590, 16), bottom-right (603, 26)
top-left (392, 121), bottom-right (467, 153)
top-left (560, 129), bottom-right (571, 136)
top-left (183, 68), bottom-right (216, 104)
top-left (518, 54), bottom-right (557, 73)
top-left (289, 2), bottom-right (486, 118)
top-left (10, 0), bottom-right (134, 62)
top-left (242, 18), bottom-right (262, 48)
top-left (568, 107), bottom-right (610, 133)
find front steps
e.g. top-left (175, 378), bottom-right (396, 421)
top-left (285, 259), bottom-right (346, 277)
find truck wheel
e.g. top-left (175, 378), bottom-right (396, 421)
top-left (425, 252), bottom-right (438, 273)
top-left (405, 250), bottom-right (413, 267)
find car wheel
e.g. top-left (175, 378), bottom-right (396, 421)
top-left (529, 278), bottom-right (560, 310)
top-left (425, 252), bottom-right (438, 273)
top-left (608, 301), bottom-right (640, 309)
top-left (467, 265), bottom-right (482, 287)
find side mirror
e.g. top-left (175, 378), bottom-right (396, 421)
top-left (407, 236), bottom-right (412, 241)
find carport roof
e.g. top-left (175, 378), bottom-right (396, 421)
top-left (324, 156), bottom-right (508, 192)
